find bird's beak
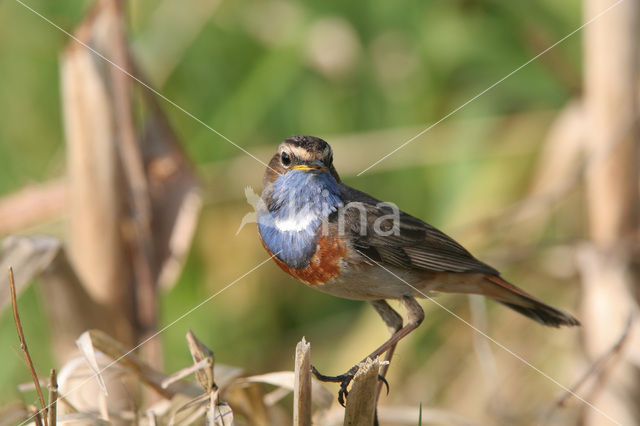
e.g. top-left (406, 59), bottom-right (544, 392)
top-left (293, 160), bottom-right (327, 171)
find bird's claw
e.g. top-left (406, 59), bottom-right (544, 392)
top-left (378, 374), bottom-right (390, 395)
top-left (311, 364), bottom-right (390, 406)
top-left (311, 364), bottom-right (357, 406)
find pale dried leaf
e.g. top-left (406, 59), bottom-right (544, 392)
top-left (186, 330), bottom-right (215, 391)
top-left (263, 387), bottom-right (290, 406)
top-left (162, 357), bottom-right (212, 389)
top-left (75, 332), bottom-right (108, 396)
top-left (169, 393), bottom-right (209, 426)
top-left (56, 412), bottom-right (110, 425)
top-left (378, 406), bottom-right (476, 426)
top-left (209, 401), bottom-right (234, 426)
top-left (224, 383), bottom-right (269, 426)
top-left (241, 371), bottom-right (333, 409)
top-left (0, 236), bottom-right (61, 312)
top-left (79, 329), bottom-right (202, 398)
top-left (213, 365), bottom-right (244, 390)
top-left (178, 405), bottom-right (207, 426)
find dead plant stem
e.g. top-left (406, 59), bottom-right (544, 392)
top-left (9, 267), bottom-right (48, 426)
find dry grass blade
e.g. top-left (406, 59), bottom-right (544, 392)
top-left (55, 412), bottom-right (110, 425)
top-left (75, 332), bottom-right (109, 396)
top-left (208, 399), bottom-right (233, 426)
top-left (169, 392), bottom-right (210, 424)
top-left (0, 237), bottom-right (61, 313)
top-left (186, 330), bottom-right (216, 392)
top-left (543, 313), bottom-right (636, 426)
top-left (376, 406), bottom-right (476, 426)
top-left (293, 337), bottom-right (311, 426)
top-left (555, 313), bottom-right (633, 410)
top-left (76, 329), bottom-right (202, 398)
top-left (241, 371), bottom-right (333, 410)
top-left (161, 357), bottom-right (212, 389)
top-left (9, 267), bottom-right (48, 426)
top-left (343, 357), bottom-right (381, 426)
top-left (165, 331), bottom-right (237, 425)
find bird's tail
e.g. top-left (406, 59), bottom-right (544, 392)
top-left (482, 275), bottom-right (580, 327)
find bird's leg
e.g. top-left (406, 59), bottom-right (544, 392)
top-left (370, 299), bottom-right (403, 402)
top-left (311, 297), bottom-right (424, 406)
top-left (363, 296), bottom-right (424, 361)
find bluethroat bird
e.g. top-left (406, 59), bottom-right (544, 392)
top-left (257, 135), bottom-right (579, 405)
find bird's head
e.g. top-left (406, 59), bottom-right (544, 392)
top-left (263, 135), bottom-right (341, 188)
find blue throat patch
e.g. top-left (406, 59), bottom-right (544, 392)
top-left (258, 170), bottom-right (342, 268)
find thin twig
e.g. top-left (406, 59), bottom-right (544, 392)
top-left (30, 405), bottom-right (44, 426)
top-left (557, 314), bottom-right (632, 406)
top-left (546, 313), bottom-right (634, 423)
top-left (579, 315), bottom-right (634, 410)
top-left (9, 267), bottom-right (48, 426)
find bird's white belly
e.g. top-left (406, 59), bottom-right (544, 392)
top-left (311, 264), bottom-right (436, 301)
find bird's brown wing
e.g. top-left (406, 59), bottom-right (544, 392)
top-left (337, 185), bottom-right (580, 327)
top-left (337, 185), bottom-right (498, 275)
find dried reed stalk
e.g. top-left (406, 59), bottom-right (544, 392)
top-left (62, 0), bottom-right (136, 347)
top-left (581, 0), bottom-right (640, 424)
top-left (293, 337), bottom-right (312, 426)
top-left (60, 0), bottom-right (201, 369)
top-left (344, 357), bottom-right (381, 426)
top-left (48, 369), bottom-right (58, 426)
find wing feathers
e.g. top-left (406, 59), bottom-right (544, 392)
top-left (337, 184), bottom-right (579, 328)
top-left (338, 185), bottom-right (497, 275)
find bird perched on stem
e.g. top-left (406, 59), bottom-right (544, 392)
top-left (257, 135), bottom-right (580, 405)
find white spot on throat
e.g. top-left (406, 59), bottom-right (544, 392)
top-left (275, 212), bottom-right (318, 232)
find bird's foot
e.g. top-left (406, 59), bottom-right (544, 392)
top-left (310, 364), bottom-right (390, 406)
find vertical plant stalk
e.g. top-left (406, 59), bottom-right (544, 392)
top-left (582, 0), bottom-right (640, 423)
top-left (61, 0), bottom-right (135, 346)
top-left (110, 0), bottom-right (160, 369)
top-left (48, 369), bottom-right (58, 426)
top-left (293, 337), bottom-right (311, 426)
top-left (31, 407), bottom-right (44, 426)
top-left (344, 358), bottom-right (381, 426)
top-left (584, 1), bottom-right (640, 243)
top-left (9, 267), bottom-right (48, 426)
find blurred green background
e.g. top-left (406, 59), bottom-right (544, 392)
top-left (0, 0), bottom-right (586, 421)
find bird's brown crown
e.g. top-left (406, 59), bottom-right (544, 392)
top-left (263, 136), bottom-right (341, 187)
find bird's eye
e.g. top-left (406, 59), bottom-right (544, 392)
top-left (281, 151), bottom-right (291, 166)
